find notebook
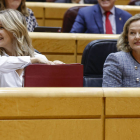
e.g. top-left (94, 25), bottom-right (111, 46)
top-left (33, 26), bottom-right (61, 32)
top-left (24, 64), bottom-right (83, 87)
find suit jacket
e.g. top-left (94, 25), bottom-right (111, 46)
top-left (102, 51), bottom-right (140, 87)
top-left (70, 4), bottom-right (132, 33)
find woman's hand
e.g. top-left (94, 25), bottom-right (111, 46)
top-left (31, 58), bottom-right (65, 65)
top-left (52, 60), bottom-right (65, 65)
top-left (30, 57), bottom-right (51, 65)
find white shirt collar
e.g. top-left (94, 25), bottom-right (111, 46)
top-left (100, 6), bottom-right (115, 15)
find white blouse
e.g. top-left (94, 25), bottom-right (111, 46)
top-left (0, 52), bottom-right (48, 87)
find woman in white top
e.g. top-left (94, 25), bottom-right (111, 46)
top-left (0, 9), bottom-right (63, 87)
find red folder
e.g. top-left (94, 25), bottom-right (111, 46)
top-left (24, 64), bottom-right (83, 87)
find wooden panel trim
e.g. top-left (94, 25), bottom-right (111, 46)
top-left (0, 115), bottom-right (101, 120)
top-left (0, 88), bottom-right (103, 97)
top-left (103, 88), bottom-right (140, 97)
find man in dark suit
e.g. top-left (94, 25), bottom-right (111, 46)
top-left (70, 0), bottom-right (132, 34)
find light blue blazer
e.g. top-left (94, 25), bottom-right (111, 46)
top-left (102, 51), bottom-right (140, 87)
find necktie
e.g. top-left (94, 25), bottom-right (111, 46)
top-left (105, 11), bottom-right (113, 34)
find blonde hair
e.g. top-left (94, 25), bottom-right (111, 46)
top-left (0, 9), bottom-right (34, 57)
top-left (117, 14), bottom-right (140, 52)
top-left (0, 0), bottom-right (29, 16)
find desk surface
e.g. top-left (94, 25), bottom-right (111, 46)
top-left (26, 2), bottom-right (140, 10)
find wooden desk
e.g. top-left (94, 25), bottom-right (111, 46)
top-left (29, 33), bottom-right (120, 63)
top-left (29, 32), bottom-right (77, 63)
top-left (104, 88), bottom-right (140, 140)
top-left (1, 88), bottom-right (140, 140)
top-left (26, 2), bottom-right (140, 27)
top-left (0, 88), bottom-right (103, 140)
top-left (115, 0), bottom-right (130, 5)
top-left (117, 5), bottom-right (140, 16)
top-left (44, 3), bottom-right (91, 27)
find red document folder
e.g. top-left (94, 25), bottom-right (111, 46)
top-left (24, 64), bottom-right (83, 87)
